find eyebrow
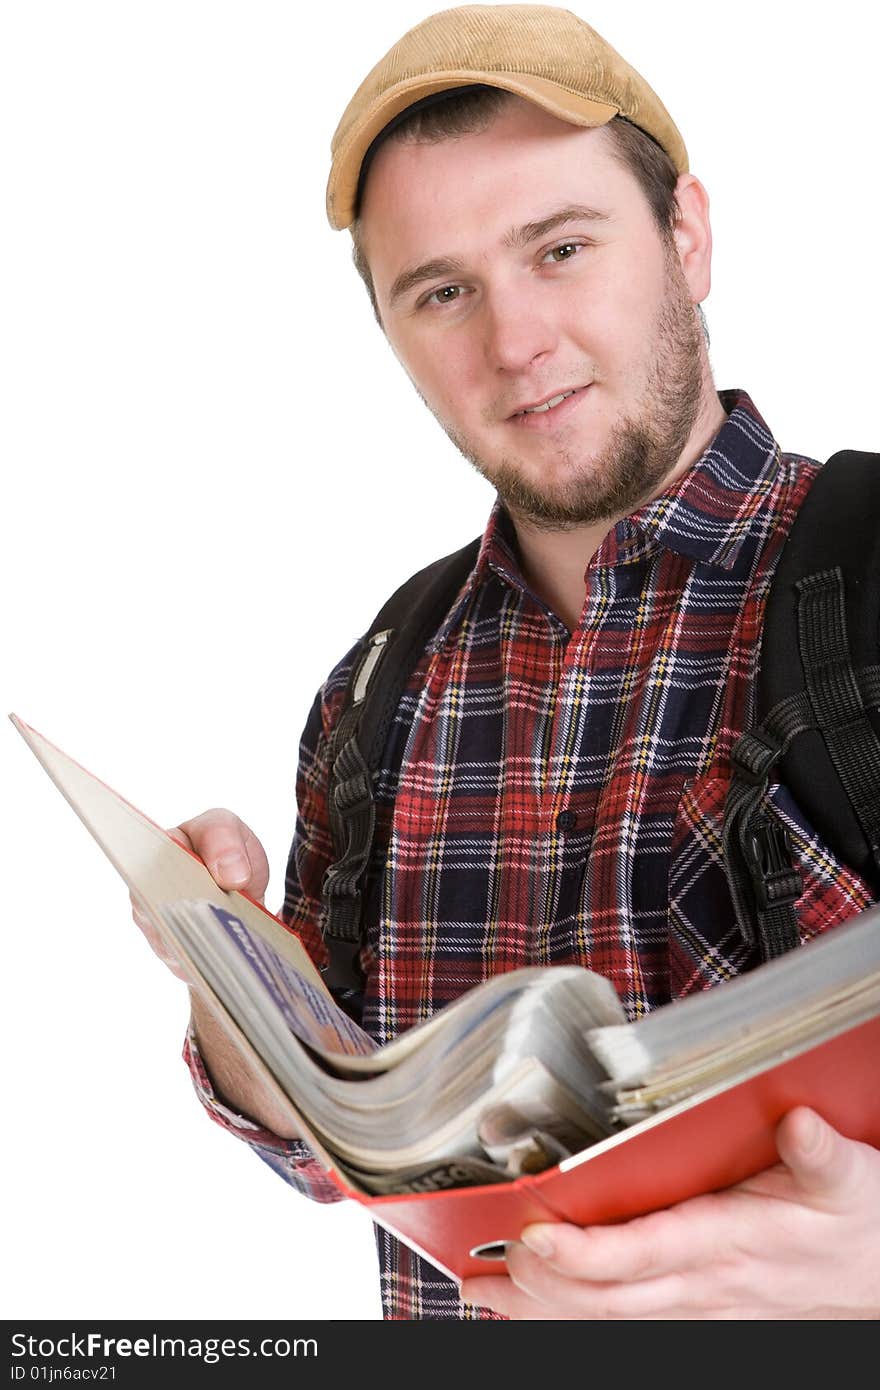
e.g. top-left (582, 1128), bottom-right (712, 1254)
top-left (386, 203), bottom-right (613, 311)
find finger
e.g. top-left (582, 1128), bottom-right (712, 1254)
top-left (129, 888), bottom-right (158, 939)
top-left (177, 809), bottom-right (268, 899)
top-left (135, 921), bottom-right (192, 982)
top-left (177, 810), bottom-right (250, 886)
top-left (775, 1107), bottom-right (863, 1205)
top-left (237, 825), bottom-right (270, 903)
top-left (460, 1275), bottom-right (565, 1319)
top-left (167, 826), bottom-right (195, 852)
top-left (502, 1243), bottom-right (694, 1318)
top-left (461, 1271), bottom-right (698, 1320)
top-left (129, 890), bottom-right (191, 982)
top-left (518, 1201), bottom-right (727, 1283)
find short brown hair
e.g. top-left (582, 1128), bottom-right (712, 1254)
top-left (349, 85), bottom-right (682, 330)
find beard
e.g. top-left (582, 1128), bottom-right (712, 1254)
top-left (423, 243), bottom-right (706, 534)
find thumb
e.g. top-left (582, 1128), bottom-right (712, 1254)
top-left (775, 1107), bottom-right (857, 1202)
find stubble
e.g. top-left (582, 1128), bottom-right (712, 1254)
top-left (432, 243), bottom-right (706, 534)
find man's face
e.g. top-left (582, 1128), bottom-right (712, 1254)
top-left (358, 97), bottom-right (707, 532)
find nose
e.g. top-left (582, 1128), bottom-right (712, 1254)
top-left (481, 282), bottom-right (559, 375)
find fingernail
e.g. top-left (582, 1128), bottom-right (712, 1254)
top-left (214, 852), bottom-right (249, 886)
top-left (520, 1226), bottom-right (554, 1258)
top-left (798, 1109), bottom-right (824, 1157)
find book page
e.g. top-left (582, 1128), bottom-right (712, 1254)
top-left (10, 714), bottom-right (329, 994)
top-left (163, 900), bottom-right (375, 1057)
top-left (9, 714), bottom-right (373, 1189)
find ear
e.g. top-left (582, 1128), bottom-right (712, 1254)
top-left (670, 173), bottom-right (713, 304)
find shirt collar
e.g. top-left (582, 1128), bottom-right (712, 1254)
top-left (428, 388), bottom-right (784, 651)
top-left (612, 387), bottom-right (783, 571)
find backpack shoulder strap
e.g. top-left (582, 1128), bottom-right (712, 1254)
top-left (724, 450), bottom-right (880, 959)
top-left (320, 535), bottom-right (482, 990)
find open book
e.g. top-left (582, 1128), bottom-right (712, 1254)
top-left (157, 894), bottom-right (880, 1198)
top-left (12, 714), bottom-right (880, 1276)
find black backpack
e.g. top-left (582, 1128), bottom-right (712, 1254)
top-left (318, 450), bottom-right (880, 991)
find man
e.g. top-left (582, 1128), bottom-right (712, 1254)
top-left (134, 6), bottom-right (880, 1319)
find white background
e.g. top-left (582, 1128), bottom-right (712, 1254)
top-left (2, 0), bottom-right (878, 1322)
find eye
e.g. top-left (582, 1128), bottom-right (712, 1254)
top-left (544, 241), bottom-right (584, 263)
top-left (421, 284), bottom-right (464, 309)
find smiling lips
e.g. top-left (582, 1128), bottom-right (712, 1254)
top-left (516, 388), bottom-right (578, 415)
top-left (508, 384), bottom-right (590, 427)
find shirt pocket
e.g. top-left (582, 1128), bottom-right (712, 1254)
top-left (667, 773), bottom-right (876, 1000)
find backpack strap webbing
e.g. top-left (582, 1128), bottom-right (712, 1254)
top-left (320, 535), bottom-right (482, 990)
top-left (724, 449), bottom-right (880, 960)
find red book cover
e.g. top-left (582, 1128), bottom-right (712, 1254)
top-left (357, 1013), bottom-right (880, 1281)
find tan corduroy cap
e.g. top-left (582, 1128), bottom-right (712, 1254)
top-left (326, 4), bottom-right (688, 230)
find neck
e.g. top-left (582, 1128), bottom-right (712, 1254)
top-left (510, 383), bottom-right (729, 634)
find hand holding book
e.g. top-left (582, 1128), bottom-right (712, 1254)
top-left (128, 808), bottom-right (304, 1140)
top-left (460, 1105), bottom-right (880, 1319)
top-left (129, 807), bottom-right (269, 978)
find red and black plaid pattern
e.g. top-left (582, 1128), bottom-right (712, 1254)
top-left (185, 387), bottom-right (876, 1320)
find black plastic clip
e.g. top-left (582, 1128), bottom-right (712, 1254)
top-left (745, 818), bottom-right (803, 911)
top-left (320, 934), bottom-right (366, 992)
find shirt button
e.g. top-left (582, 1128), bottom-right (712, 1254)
top-left (556, 810), bottom-right (578, 831)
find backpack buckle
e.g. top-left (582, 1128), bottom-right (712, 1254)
top-left (744, 818), bottom-right (803, 911)
top-left (320, 935), bottom-right (366, 991)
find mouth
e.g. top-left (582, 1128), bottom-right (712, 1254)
top-left (507, 384), bottom-right (591, 429)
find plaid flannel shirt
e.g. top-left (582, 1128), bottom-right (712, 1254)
top-left (184, 387), bottom-right (876, 1319)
